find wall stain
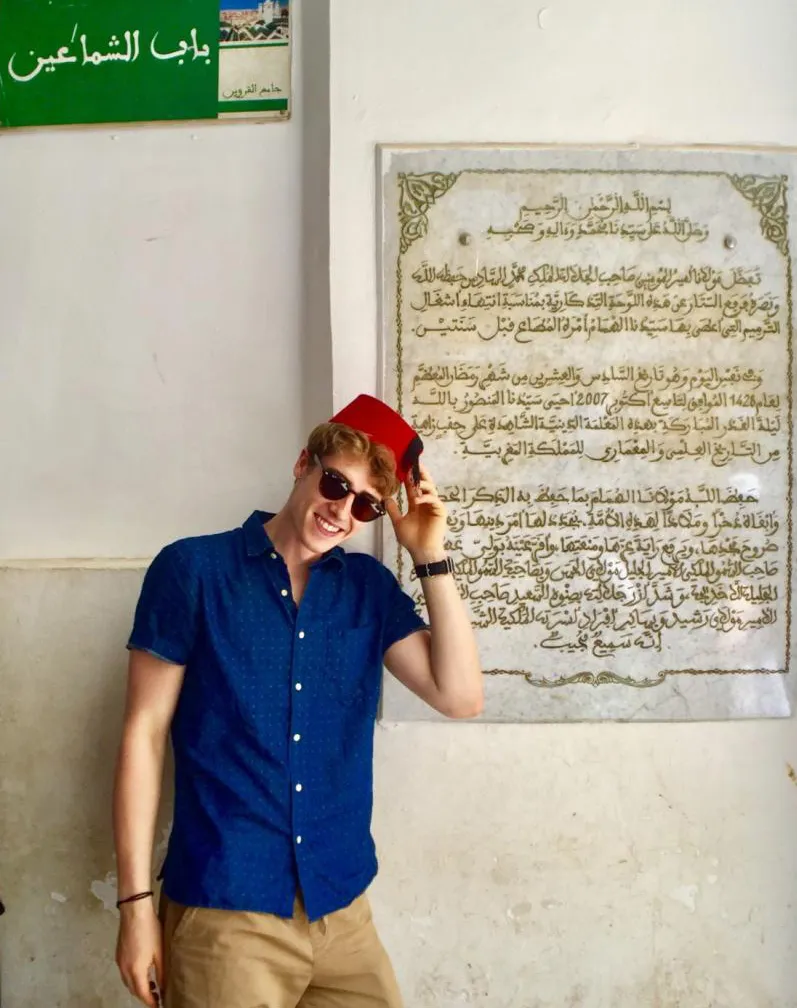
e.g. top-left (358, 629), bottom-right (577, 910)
top-left (786, 762), bottom-right (797, 786)
top-left (90, 872), bottom-right (119, 916)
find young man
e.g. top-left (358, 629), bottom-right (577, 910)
top-left (112, 394), bottom-right (483, 1008)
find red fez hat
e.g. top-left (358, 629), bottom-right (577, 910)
top-left (330, 394), bottom-right (423, 484)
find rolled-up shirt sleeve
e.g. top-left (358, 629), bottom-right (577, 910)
top-left (381, 567), bottom-right (428, 655)
top-left (127, 543), bottom-right (198, 666)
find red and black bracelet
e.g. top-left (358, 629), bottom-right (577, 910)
top-left (116, 890), bottom-right (154, 909)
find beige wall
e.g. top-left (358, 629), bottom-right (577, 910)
top-left (330, 1), bottom-right (797, 1005)
top-left (0, 568), bottom-right (145, 1006)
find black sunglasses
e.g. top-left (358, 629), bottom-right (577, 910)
top-left (312, 456), bottom-right (386, 522)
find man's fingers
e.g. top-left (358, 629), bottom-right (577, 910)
top-left (404, 477), bottom-right (425, 510)
top-left (153, 946), bottom-right (165, 991)
top-left (411, 482), bottom-right (443, 506)
top-left (413, 496), bottom-right (446, 514)
top-left (415, 480), bottom-right (436, 496)
top-left (131, 965), bottom-right (157, 1007)
top-left (384, 497), bottom-right (402, 523)
top-left (119, 970), bottom-right (138, 998)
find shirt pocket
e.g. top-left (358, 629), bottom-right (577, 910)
top-left (323, 624), bottom-right (380, 705)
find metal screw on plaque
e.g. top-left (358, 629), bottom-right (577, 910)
top-left (724, 234), bottom-right (737, 250)
top-left (458, 232), bottom-right (471, 246)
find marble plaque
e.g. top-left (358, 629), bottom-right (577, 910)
top-left (377, 145), bottom-right (797, 722)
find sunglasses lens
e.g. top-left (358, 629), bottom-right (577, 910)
top-left (317, 461), bottom-right (384, 522)
top-left (319, 470), bottom-right (348, 502)
top-left (351, 496), bottom-right (383, 523)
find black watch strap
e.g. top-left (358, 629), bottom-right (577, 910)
top-left (414, 557), bottom-right (454, 579)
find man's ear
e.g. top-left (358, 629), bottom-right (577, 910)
top-left (293, 448), bottom-right (311, 480)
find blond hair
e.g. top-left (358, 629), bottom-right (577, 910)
top-left (306, 422), bottom-right (400, 498)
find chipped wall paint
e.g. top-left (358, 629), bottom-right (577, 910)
top-left (669, 885), bottom-right (699, 914)
top-left (90, 873), bottom-right (120, 917)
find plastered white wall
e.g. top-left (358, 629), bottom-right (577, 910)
top-left (330, 1), bottom-right (797, 1004)
top-left (0, 50), bottom-right (305, 560)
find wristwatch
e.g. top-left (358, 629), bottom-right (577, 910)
top-left (414, 557), bottom-right (454, 579)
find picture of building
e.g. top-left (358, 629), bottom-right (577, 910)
top-left (220, 1), bottom-right (290, 43)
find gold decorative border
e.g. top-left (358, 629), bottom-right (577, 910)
top-left (397, 172), bottom-right (459, 253)
top-left (484, 667), bottom-right (785, 689)
top-left (729, 174), bottom-right (789, 257)
top-left (392, 165), bottom-right (793, 689)
top-left (394, 171), bottom-right (459, 583)
top-left (786, 215), bottom-right (794, 672)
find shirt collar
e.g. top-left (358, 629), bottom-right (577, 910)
top-left (242, 510), bottom-right (345, 567)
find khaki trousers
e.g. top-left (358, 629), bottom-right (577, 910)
top-left (160, 892), bottom-right (404, 1008)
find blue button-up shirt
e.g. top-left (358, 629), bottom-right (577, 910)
top-left (127, 510), bottom-right (425, 921)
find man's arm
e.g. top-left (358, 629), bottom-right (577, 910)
top-left (113, 649), bottom-right (184, 1007)
top-left (383, 463), bottom-right (483, 719)
top-left (384, 583), bottom-right (482, 718)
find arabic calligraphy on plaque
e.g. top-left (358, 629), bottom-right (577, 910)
top-left (383, 160), bottom-right (792, 705)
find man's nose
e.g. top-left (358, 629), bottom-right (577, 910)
top-left (329, 493), bottom-right (354, 519)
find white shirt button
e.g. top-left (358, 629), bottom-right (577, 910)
top-left (281, 589), bottom-right (289, 597)
top-left (293, 733), bottom-right (301, 742)
top-left (295, 683), bottom-right (302, 691)
top-left (295, 784), bottom-right (303, 792)
top-left (270, 552), bottom-right (277, 560)
top-left (298, 631), bottom-right (305, 639)
top-left (296, 835), bottom-right (303, 844)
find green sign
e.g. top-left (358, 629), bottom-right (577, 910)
top-left (0, 0), bottom-right (290, 129)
